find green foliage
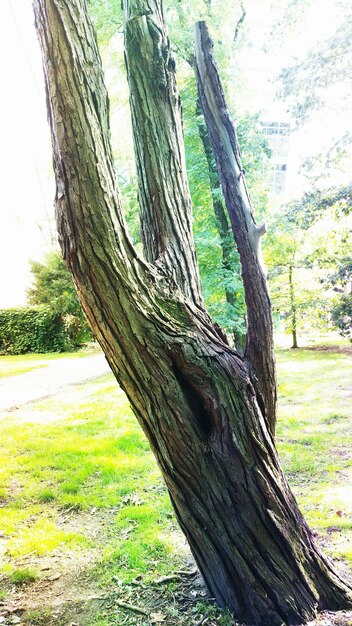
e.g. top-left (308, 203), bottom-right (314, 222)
top-left (181, 76), bottom-right (270, 339)
top-left (264, 204), bottom-right (330, 339)
top-left (180, 79), bottom-right (244, 338)
top-left (277, 2), bottom-right (352, 189)
top-left (285, 185), bottom-right (352, 230)
top-left (302, 133), bottom-right (352, 185)
top-left (0, 307), bottom-right (72, 355)
top-left (265, 177), bottom-right (352, 341)
top-left (267, 0), bottom-right (313, 48)
top-left (328, 258), bottom-right (352, 342)
top-left (88, 0), bottom-right (122, 45)
top-left (332, 295), bottom-right (352, 343)
top-left (328, 257), bottom-right (352, 288)
top-left (28, 251), bottom-right (92, 346)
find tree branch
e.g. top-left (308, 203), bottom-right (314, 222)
top-left (194, 20), bottom-right (277, 435)
top-left (123, 0), bottom-right (203, 308)
top-left (233, 1), bottom-right (246, 44)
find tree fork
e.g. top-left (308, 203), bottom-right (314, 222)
top-left (33, 1), bottom-right (352, 624)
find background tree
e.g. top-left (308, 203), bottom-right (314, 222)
top-left (28, 251), bottom-right (92, 346)
top-left (277, 1), bottom-right (352, 127)
top-left (33, 0), bottom-right (352, 624)
top-left (289, 186), bottom-right (352, 341)
top-left (264, 206), bottom-right (330, 348)
top-left (276, 1), bottom-right (352, 191)
top-left (332, 293), bottom-right (352, 343)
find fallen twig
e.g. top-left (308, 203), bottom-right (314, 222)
top-left (154, 574), bottom-right (181, 585)
top-left (193, 611), bottom-right (209, 626)
top-left (115, 600), bottom-right (149, 616)
top-left (175, 569), bottom-right (198, 577)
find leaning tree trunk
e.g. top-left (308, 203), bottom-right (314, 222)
top-left (33, 1), bottom-right (352, 625)
top-left (196, 97), bottom-right (246, 353)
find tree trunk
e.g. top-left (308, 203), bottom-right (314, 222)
top-left (33, 1), bottom-right (352, 625)
top-left (289, 265), bottom-right (299, 349)
top-left (194, 21), bottom-right (277, 437)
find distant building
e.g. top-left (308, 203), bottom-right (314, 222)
top-left (261, 121), bottom-right (291, 195)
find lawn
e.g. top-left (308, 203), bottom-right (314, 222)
top-left (0, 346), bottom-right (351, 625)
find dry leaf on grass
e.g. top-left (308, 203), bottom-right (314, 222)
top-left (150, 611), bottom-right (166, 623)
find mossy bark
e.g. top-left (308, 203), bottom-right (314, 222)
top-left (33, 1), bottom-right (352, 624)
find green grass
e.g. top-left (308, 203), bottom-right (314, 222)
top-left (276, 348), bottom-right (352, 543)
top-left (6, 566), bottom-right (39, 585)
top-left (0, 344), bottom-right (351, 624)
top-left (0, 377), bottom-right (174, 572)
top-left (25, 608), bottom-right (52, 624)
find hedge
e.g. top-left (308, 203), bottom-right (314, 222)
top-left (0, 307), bottom-right (73, 355)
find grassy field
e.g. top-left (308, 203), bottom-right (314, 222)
top-left (0, 345), bottom-right (351, 625)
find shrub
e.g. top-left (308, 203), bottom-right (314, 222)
top-left (28, 251), bottom-right (92, 346)
top-left (0, 307), bottom-right (73, 354)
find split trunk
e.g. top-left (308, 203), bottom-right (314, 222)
top-left (33, 1), bottom-right (352, 624)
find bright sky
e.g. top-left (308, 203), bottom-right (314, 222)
top-left (0, 0), bottom-right (348, 308)
top-left (0, 0), bottom-right (55, 308)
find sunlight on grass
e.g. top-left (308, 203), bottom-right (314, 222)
top-left (276, 347), bottom-right (352, 563)
top-left (7, 519), bottom-right (85, 557)
top-left (0, 373), bottom-right (177, 582)
top-left (0, 346), bottom-right (351, 625)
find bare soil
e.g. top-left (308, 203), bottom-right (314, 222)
top-left (1, 505), bottom-right (351, 626)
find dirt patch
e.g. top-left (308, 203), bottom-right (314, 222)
top-left (1, 505), bottom-right (352, 626)
top-left (330, 447), bottom-right (351, 459)
top-left (302, 345), bottom-right (352, 355)
top-left (339, 386), bottom-right (352, 399)
top-left (0, 508), bottom-right (116, 625)
top-left (301, 612), bottom-right (352, 626)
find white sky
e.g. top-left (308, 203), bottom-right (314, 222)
top-left (0, 0), bottom-right (55, 308)
top-left (0, 0), bottom-right (349, 308)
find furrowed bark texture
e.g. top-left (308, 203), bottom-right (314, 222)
top-left (34, 1), bottom-right (352, 624)
top-left (123, 0), bottom-right (203, 307)
top-left (195, 21), bottom-right (277, 437)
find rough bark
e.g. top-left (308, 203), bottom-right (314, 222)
top-left (289, 265), bottom-right (299, 349)
top-left (196, 97), bottom-right (246, 353)
top-left (123, 0), bottom-right (203, 307)
top-left (33, 1), bottom-right (352, 624)
top-left (194, 21), bottom-right (277, 437)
